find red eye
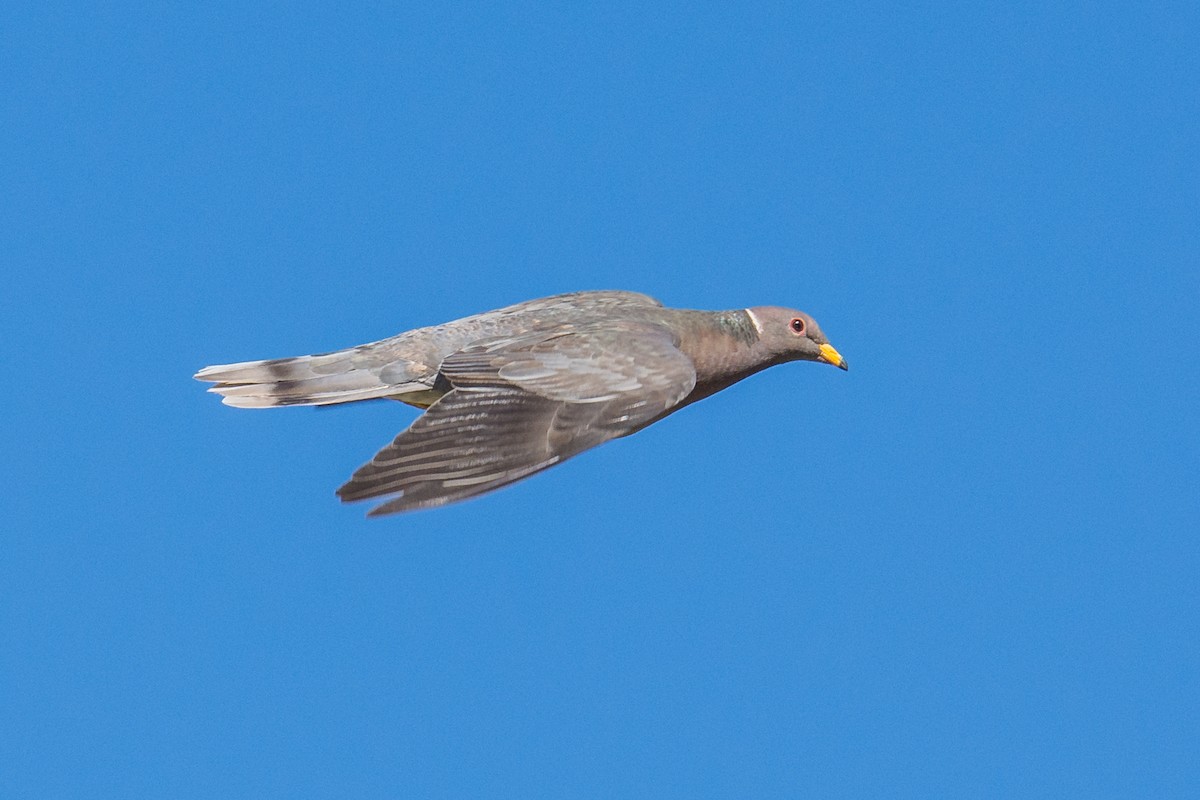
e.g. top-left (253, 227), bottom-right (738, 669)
top-left (790, 318), bottom-right (806, 335)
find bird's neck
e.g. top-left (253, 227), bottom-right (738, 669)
top-left (675, 309), bottom-right (765, 398)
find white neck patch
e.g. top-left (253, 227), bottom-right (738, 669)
top-left (743, 308), bottom-right (765, 336)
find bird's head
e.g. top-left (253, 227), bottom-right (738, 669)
top-left (745, 306), bottom-right (848, 370)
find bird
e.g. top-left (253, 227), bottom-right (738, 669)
top-left (194, 290), bottom-right (847, 516)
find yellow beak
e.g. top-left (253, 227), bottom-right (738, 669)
top-left (818, 343), bottom-right (849, 371)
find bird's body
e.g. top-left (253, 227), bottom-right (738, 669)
top-left (196, 290), bottom-right (846, 515)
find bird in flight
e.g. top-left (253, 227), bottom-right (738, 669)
top-left (195, 290), bottom-right (847, 516)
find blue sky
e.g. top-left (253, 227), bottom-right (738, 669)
top-left (3, 1), bottom-right (1197, 797)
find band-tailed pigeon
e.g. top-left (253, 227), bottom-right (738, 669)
top-left (195, 291), bottom-right (847, 515)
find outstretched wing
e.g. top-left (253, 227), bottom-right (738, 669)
top-left (336, 323), bottom-right (696, 515)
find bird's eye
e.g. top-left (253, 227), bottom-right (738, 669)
top-left (790, 318), bottom-right (806, 335)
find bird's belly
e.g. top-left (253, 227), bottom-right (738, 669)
top-left (394, 388), bottom-right (447, 409)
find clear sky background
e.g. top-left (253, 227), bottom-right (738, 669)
top-left (3, 2), bottom-right (1197, 797)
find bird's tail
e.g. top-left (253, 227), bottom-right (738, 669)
top-left (194, 347), bottom-right (427, 408)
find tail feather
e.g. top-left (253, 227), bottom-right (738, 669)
top-left (195, 349), bottom-right (430, 408)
